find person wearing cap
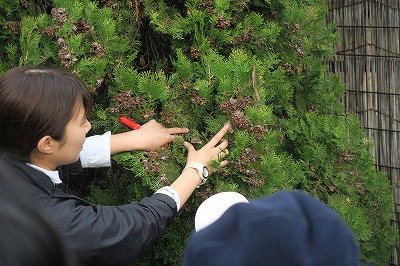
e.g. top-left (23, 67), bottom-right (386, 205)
top-left (182, 190), bottom-right (359, 266)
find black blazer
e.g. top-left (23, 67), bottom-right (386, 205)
top-left (0, 152), bottom-right (177, 266)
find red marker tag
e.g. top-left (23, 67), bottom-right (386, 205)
top-left (119, 116), bottom-right (141, 130)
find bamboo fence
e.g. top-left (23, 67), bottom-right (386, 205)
top-left (326, 0), bottom-right (400, 264)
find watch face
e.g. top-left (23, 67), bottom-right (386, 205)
top-left (202, 166), bottom-right (209, 178)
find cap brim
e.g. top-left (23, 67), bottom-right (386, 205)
top-left (195, 191), bottom-right (249, 232)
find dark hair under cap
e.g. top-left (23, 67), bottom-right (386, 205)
top-left (182, 190), bottom-right (359, 266)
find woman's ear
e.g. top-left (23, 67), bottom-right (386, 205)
top-left (36, 136), bottom-right (56, 154)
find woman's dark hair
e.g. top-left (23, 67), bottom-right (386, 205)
top-left (0, 66), bottom-right (92, 161)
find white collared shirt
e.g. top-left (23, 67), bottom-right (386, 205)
top-left (27, 132), bottom-right (181, 210)
top-left (27, 163), bottom-right (62, 184)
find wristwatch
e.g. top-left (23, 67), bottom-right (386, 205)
top-left (184, 162), bottom-right (209, 186)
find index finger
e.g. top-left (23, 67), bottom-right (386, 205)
top-left (206, 123), bottom-right (231, 148)
top-left (167, 127), bottom-right (189, 135)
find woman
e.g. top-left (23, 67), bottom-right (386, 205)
top-left (0, 66), bottom-right (230, 265)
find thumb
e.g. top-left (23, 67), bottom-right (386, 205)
top-left (183, 141), bottom-right (195, 152)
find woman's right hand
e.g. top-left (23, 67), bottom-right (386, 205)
top-left (183, 122), bottom-right (231, 175)
top-left (169, 122), bottom-right (231, 209)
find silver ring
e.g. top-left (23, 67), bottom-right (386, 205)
top-left (218, 149), bottom-right (229, 159)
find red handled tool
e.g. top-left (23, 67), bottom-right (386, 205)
top-left (119, 116), bottom-right (141, 130)
top-left (119, 115), bottom-right (169, 148)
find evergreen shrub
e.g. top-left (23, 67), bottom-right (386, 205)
top-left (0, 0), bottom-right (395, 264)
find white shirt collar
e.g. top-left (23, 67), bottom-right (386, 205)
top-left (26, 163), bottom-right (62, 184)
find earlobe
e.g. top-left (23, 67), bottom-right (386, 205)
top-left (37, 136), bottom-right (56, 154)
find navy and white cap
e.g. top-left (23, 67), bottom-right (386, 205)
top-left (183, 190), bottom-right (359, 266)
top-left (195, 191), bottom-right (249, 232)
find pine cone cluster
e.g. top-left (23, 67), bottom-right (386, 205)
top-left (199, 0), bottom-right (215, 15)
top-left (43, 26), bottom-right (57, 37)
top-left (109, 91), bottom-right (142, 113)
top-left (19, 0), bottom-right (28, 8)
top-left (244, 176), bottom-right (265, 187)
top-left (143, 110), bottom-right (155, 120)
top-left (288, 42), bottom-right (304, 56)
top-left (250, 125), bottom-right (268, 140)
top-left (90, 42), bottom-right (105, 58)
top-left (233, 27), bottom-right (254, 44)
top-left (48, 8), bottom-right (99, 68)
top-left (142, 151), bottom-right (161, 174)
top-left (190, 91), bottom-right (206, 106)
top-left (51, 8), bottom-right (68, 25)
top-left (189, 47), bottom-right (200, 60)
top-left (220, 97), bottom-right (252, 128)
top-left (159, 174), bottom-right (170, 186)
top-left (93, 78), bottom-right (104, 91)
top-left (196, 187), bottom-right (214, 201)
top-left (142, 151), bottom-right (169, 175)
top-left (73, 20), bottom-right (92, 34)
top-left (216, 16), bottom-right (230, 29)
top-left (160, 111), bottom-right (175, 126)
top-left (220, 96), bottom-right (253, 113)
top-left (220, 97), bottom-right (268, 138)
top-left (339, 151), bottom-right (355, 162)
top-left (5, 22), bottom-right (20, 35)
top-left (231, 110), bottom-right (250, 129)
top-left (281, 62), bottom-right (303, 75)
top-left (288, 23), bottom-right (300, 33)
top-left (58, 38), bottom-right (77, 68)
top-left (235, 148), bottom-right (260, 177)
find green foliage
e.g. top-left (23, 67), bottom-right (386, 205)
top-left (0, 0), bottom-right (395, 265)
top-left (285, 113), bottom-right (396, 263)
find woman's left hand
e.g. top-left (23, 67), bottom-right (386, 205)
top-left (135, 119), bottom-right (189, 151)
top-left (111, 119), bottom-right (189, 154)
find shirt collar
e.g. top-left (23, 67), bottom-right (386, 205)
top-left (26, 163), bottom-right (62, 184)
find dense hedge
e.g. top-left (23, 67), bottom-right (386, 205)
top-left (0, 0), bottom-right (395, 264)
